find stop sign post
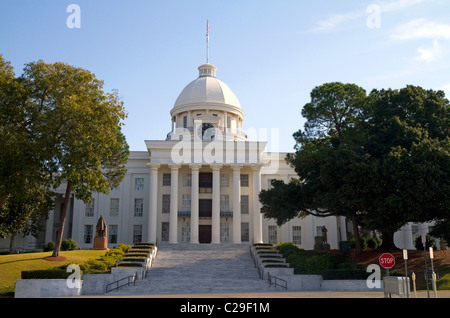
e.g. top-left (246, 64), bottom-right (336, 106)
top-left (379, 253), bottom-right (395, 275)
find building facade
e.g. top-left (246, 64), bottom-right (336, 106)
top-left (0, 62), bottom-right (440, 251)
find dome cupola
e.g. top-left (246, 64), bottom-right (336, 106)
top-left (168, 63), bottom-right (246, 142)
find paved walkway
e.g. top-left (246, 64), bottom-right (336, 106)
top-left (106, 243), bottom-right (284, 296)
top-left (102, 243), bottom-right (449, 299)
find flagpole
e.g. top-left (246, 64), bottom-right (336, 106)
top-left (206, 19), bottom-right (209, 64)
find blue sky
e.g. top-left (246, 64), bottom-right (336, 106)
top-left (1, 0), bottom-right (450, 152)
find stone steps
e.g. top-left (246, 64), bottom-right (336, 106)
top-left (107, 243), bottom-right (284, 296)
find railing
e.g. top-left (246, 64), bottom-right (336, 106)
top-left (105, 273), bottom-right (136, 294)
top-left (268, 273), bottom-right (287, 290)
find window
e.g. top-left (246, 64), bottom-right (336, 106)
top-left (267, 178), bottom-right (276, 189)
top-left (109, 225), bottom-right (118, 244)
top-left (181, 222), bottom-right (190, 242)
top-left (241, 223), bottom-right (249, 242)
top-left (161, 222), bottom-right (169, 241)
top-left (199, 172), bottom-right (212, 188)
top-left (135, 178), bottom-right (144, 191)
top-left (162, 195), bottom-right (170, 213)
top-left (240, 174), bottom-right (249, 187)
top-left (241, 195), bottom-right (249, 214)
top-left (293, 226), bottom-right (301, 245)
top-left (220, 222), bottom-right (230, 243)
top-left (110, 198), bottom-right (119, 217)
top-left (183, 116), bottom-right (188, 128)
top-left (85, 199), bottom-right (95, 217)
top-left (134, 198), bottom-right (144, 217)
top-left (220, 174), bottom-right (229, 187)
top-left (162, 173), bottom-right (171, 186)
top-left (133, 225), bottom-right (142, 243)
top-left (182, 173), bottom-right (192, 187)
top-left (220, 195), bottom-right (229, 212)
top-left (317, 226), bottom-right (324, 237)
top-left (269, 226), bottom-right (278, 244)
top-left (181, 194), bottom-right (191, 212)
top-left (84, 225), bottom-right (93, 244)
top-left (411, 224), bottom-right (420, 242)
top-left (227, 116), bottom-right (231, 129)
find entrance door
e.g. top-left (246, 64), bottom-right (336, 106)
top-left (199, 225), bottom-right (212, 244)
top-left (199, 199), bottom-right (212, 217)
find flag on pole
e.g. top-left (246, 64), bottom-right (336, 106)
top-left (206, 20), bottom-right (209, 63)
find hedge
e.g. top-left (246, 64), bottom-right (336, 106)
top-left (21, 269), bottom-right (74, 279)
top-left (322, 269), bottom-right (370, 280)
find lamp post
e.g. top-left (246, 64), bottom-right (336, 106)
top-left (430, 247), bottom-right (438, 298)
top-left (403, 249), bottom-right (410, 298)
top-left (422, 233), bottom-right (430, 298)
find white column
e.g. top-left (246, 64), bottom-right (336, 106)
top-left (232, 165), bottom-right (243, 243)
top-left (169, 164), bottom-right (180, 244)
top-left (190, 164), bottom-right (201, 244)
top-left (211, 165), bottom-right (222, 244)
top-left (252, 165), bottom-right (263, 243)
top-left (45, 209), bottom-right (55, 243)
top-left (148, 164), bottom-right (160, 243)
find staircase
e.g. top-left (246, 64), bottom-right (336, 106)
top-left (106, 243), bottom-right (284, 296)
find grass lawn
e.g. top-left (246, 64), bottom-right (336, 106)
top-left (0, 250), bottom-right (106, 297)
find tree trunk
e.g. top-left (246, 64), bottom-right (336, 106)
top-left (9, 234), bottom-right (15, 254)
top-left (51, 182), bottom-right (71, 257)
top-left (380, 231), bottom-right (397, 250)
top-left (352, 215), bottom-right (362, 253)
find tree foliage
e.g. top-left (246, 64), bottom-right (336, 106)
top-left (260, 82), bottom-right (449, 251)
top-left (0, 56), bottom-right (129, 256)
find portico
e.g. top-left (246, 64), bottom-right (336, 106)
top-left (146, 162), bottom-right (263, 244)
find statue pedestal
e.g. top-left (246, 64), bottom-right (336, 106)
top-left (313, 236), bottom-right (330, 251)
top-left (92, 237), bottom-right (108, 250)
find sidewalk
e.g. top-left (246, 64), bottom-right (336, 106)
top-left (88, 290), bottom-right (450, 298)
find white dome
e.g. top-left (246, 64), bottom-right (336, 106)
top-left (173, 64), bottom-right (241, 109)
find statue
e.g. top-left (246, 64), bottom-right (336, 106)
top-left (322, 226), bottom-right (328, 244)
top-left (92, 215), bottom-right (108, 250)
top-left (96, 215), bottom-right (107, 238)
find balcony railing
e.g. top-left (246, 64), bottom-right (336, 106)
top-left (177, 211), bottom-right (233, 218)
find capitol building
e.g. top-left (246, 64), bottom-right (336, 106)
top-left (0, 61), bottom-right (434, 251)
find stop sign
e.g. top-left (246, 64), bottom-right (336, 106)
top-left (379, 253), bottom-right (395, 269)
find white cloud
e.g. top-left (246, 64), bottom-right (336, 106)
top-left (310, 11), bottom-right (363, 32)
top-left (391, 18), bottom-right (450, 40)
top-left (441, 83), bottom-right (450, 97)
top-left (378, 0), bottom-right (425, 12)
top-left (309, 0), bottom-right (427, 33)
top-left (416, 39), bottom-right (442, 63)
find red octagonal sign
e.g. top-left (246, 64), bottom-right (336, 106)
top-left (379, 253), bottom-right (395, 269)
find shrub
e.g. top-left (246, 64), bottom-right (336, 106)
top-left (117, 243), bottom-right (131, 252)
top-left (415, 234), bottom-right (436, 250)
top-left (43, 241), bottom-right (55, 252)
top-left (276, 242), bottom-right (302, 257)
top-left (367, 237), bottom-right (382, 250)
top-left (349, 236), bottom-right (368, 250)
top-left (305, 255), bottom-right (333, 274)
top-left (61, 238), bottom-right (77, 251)
top-left (80, 259), bottom-right (108, 272)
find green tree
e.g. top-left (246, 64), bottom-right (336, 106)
top-left (360, 86), bottom-right (450, 249)
top-left (0, 55), bottom-right (54, 252)
top-left (260, 82), bottom-right (367, 252)
top-left (0, 186), bottom-right (54, 253)
top-left (20, 60), bottom-right (129, 257)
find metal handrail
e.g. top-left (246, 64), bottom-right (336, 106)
top-left (268, 273), bottom-right (287, 290)
top-left (105, 273), bottom-right (136, 293)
